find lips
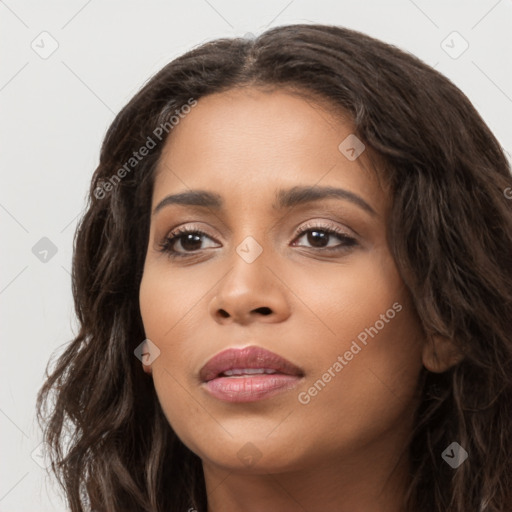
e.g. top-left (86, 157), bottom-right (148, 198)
top-left (199, 346), bottom-right (304, 382)
top-left (199, 346), bottom-right (305, 402)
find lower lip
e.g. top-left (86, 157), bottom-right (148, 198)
top-left (203, 374), bottom-right (302, 402)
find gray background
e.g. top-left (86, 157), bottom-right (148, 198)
top-left (1, 1), bottom-right (511, 510)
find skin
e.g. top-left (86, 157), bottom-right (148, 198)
top-left (138, 87), bottom-right (457, 512)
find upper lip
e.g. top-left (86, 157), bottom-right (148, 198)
top-left (199, 346), bottom-right (304, 382)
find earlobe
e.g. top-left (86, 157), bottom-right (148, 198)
top-left (140, 338), bottom-right (158, 376)
top-left (422, 335), bottom-right (464, 373)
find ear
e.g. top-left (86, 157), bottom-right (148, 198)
top-left (140, 338), bottom-right (160, 376)
top-left (422, 335), bottom-right (464, 373)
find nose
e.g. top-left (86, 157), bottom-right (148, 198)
top-left (208, 252), bottom-right (291, 326)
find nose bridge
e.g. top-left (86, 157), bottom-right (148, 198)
top-left (208, 228), bottom-right (290, 324)
top-left (226, 205), bottom-right (270, 271)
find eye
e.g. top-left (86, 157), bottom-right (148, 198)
top-left (159, 226), bottom-right (220, 258)
top-left (291, 222), bottom-right (358, 252)
top-left (158, 221), bottom-right (358, 260)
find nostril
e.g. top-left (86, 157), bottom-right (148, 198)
top-left (254, 307), bottom-right (272, 315)
top-left (218, 309), bottom-right (230, 318)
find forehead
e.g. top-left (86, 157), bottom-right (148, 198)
top-left (152, 87), bottom-right (389, 215)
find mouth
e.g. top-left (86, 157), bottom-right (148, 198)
top-left (199, 345), bottom-right (305, 403)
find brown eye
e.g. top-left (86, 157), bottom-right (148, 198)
top-left (292, 224), bottom-right (357, 251)
top-left (159, 228), bottom-right (220, 258)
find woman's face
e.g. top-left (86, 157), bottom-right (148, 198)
top-left (139, 87), bottom-right (426, 473)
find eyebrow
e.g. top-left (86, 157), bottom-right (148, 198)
top-left (152, 185), bottom-right (377, 217)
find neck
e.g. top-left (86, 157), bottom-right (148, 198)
top-left (202, 428), bottom-right (412, 512)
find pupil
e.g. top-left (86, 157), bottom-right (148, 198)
top-left (308, 230), bottom-right (328, 247)
top-left (181, 233), bottom-right (202, 251)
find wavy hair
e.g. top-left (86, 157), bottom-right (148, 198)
top-left (36, 24), bottom-right (512, 511)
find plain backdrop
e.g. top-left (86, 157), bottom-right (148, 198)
top-left (1, 1), bottom-right (511, 510)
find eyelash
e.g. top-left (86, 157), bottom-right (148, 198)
top-left (158, 222), bottom-right (358, 259)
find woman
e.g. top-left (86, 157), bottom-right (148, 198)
top-left (37, 24), bottom-right (512, 512)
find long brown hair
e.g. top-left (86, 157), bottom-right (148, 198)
top-left (36, 24), bottom-right (512, 511)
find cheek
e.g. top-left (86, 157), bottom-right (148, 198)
top-left (139, 264), bottom-right (214, 442)
top-left (139, 260), bottom-right (214, 352)
top-left (297, 306), bottom-right (424, 456)
top-left (288, 252), bottom-right (424, 446)
top-left (140, 265), bottom-right (187, 336)
top-left (139, 267), bottom-right (197, 382)
top-left (285, 246), bottom-right (407, 346)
